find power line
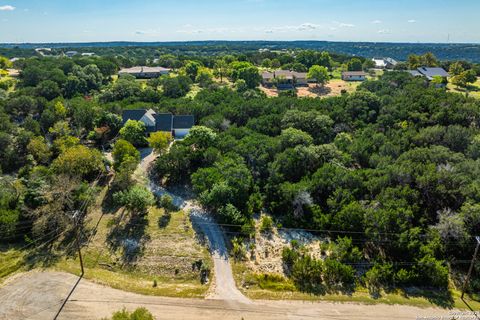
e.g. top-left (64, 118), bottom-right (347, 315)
top-left (0, 228), bottom-right (68, 275)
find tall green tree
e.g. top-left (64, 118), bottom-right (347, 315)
top-left (307, 65), bottom-right (330, 87)
top-left (120, 120), bottom-right (147, 146)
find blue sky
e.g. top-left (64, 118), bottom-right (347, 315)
top-left (0, 0), bottom-right (479, 43)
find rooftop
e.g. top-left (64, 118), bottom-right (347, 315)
top-left (342, 71), bottom-right (367, 76)
top-left (417, 67), bottom-right (449, 80)
top-left (119, 66), bottom-right (171, 74)
top-left (262, 70), bottom-right (308, 80)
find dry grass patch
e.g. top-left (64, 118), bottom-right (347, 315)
top-left (53, 186), bottom-right (212, 298)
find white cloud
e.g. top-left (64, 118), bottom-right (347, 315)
top-left (266, 22), bottom-right (323, 33)
top-left (371, 20), bottom-right (382, 24)
top-left (377, 29), bottom-right (391, 34)
top-left (0, 5), bottom-right (15, 11)
top-left (297, 23), bottom-right (322, 31)
top-left (177, 22), bottom-right (322, 36)
top-left (333, 21), bottom-right (355, 28)
top-left (408, 19), bottom-right (416, 23)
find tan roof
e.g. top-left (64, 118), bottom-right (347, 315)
top-left (262, 70), bottom-right (307, 80)
top-left (342, 71), bottom-right (367, 76)
top-left (119, 66), bottom-right (171, 74)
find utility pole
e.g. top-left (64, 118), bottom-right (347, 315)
top-left (71, 210), bottom-right (84, 276)
top-left (462, 236), bottom-right (480, 299)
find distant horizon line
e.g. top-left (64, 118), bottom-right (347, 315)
top-left (1, 39), bottom-right (480, 46)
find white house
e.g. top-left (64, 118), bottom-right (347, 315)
top-left (372, 57), bottom-right (398, 69)
top-left (342, 71), bottom-right (367, 81)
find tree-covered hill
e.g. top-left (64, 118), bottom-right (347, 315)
top-left (1, 41), bottom-right (480, 62)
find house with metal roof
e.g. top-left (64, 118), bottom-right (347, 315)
top-left (261, 70), bottom-right (309, 89)
top-left (155, 113), bottom-right (195, 139)
top-left (342, 71), bottom-right (367, 81)
top-left (118, 66), bottom-right (171, 79)
top-left (416, 67), bottom-right (450, 81)
top-left (122, 109), bottom-right (194, 138)
top-left (122, 109), bottom-right (157, 133)
top-left (372, 57), bottom-right (398, 69)
top-left (406, 70), bottom-right (424, 77)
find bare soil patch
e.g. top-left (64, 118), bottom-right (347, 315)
top-left (260, 80), bottom-right (360, 98)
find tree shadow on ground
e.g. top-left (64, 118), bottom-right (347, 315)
top-left (106, 212), bottom-right (150, 265)
top-left (158, 212), bottom-right (171, 228)
top-left (101, 186), bottom-right (120, 215)
top-left (308, 85), bottom-right (332, 96)
top-left (22, 239), bottom-right (64, 270)
top-left (396, 287), bottom-right (455, 309)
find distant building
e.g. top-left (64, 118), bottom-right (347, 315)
top-left (342, 71), bottom-right (367, 81)
top-left (372, 57), bottom-right (398, 69)
top-left (416, 67), bottom-right (450, 81)
top-left (122, 109), bottom-right (194, 138)
top-left (65, 51), bottom-right (79, 57)
top-left (261, 70), bottom-right (309, 90)
top-left (35, 48), bottom-right (53, 56)
top-left (81, 52), bottom-right (96, 57)
top-left (118, 66), bottom-right (171, 79)
top-left (406, 70), bottom-right (424, 77)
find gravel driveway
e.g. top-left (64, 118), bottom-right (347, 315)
top-left (141, 148), bottom-right (250, 303)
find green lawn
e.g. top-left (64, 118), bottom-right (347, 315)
top-left (447, 77), bottom-right (480, 99)
top-left (0, 248), bottom-right (28, 283)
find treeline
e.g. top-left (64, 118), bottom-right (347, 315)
top-left (3, 40), bottom-right (480, 62)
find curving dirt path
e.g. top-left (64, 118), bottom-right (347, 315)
top-left (0, 271), bottom-right (454, 320)
top-left (140, 149), bottom-right (250, 303)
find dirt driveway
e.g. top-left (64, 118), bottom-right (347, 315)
top-left (0, 271), bottom-right (455, 320)
top-left (138, 148), bottom-right (249, 303)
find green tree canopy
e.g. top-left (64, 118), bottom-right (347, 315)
top-left (120, 119), bottom-right (147, 146)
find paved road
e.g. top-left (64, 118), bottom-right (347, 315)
top-left (140, 149), bottom-right (250, 303)
top-left (0, 271), bottom-right (453, 320)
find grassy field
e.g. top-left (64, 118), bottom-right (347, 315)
top-left (1, 185), bottom-right (212, 298)
top-left (447, 77), bottom-right (480, 99)
top-left (53, 185), bottom-right (212, 298)
top-left (0, 248), bottom-right (28, 283)
top-left (232, 262), bottom-right (480, 310)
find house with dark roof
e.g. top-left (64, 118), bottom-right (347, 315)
top-left (261, 70), bottom-right (310, 89)
top-left (155, 113), bottom-right (195, 139)
top-left (416, 67), bottom-right (450, 81)
top-left (122, 109), bottom-right (157, 133)
top-left (406, 70), bottom-right (423, 77)
top-left (342, 71), bottom-right (367, 81)
top-left (118, 66), bottom-right (171, 79)
top-left (122, 109), bottom-right (194, 138)
top-left (65, 51), bottom-right (79, 58)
